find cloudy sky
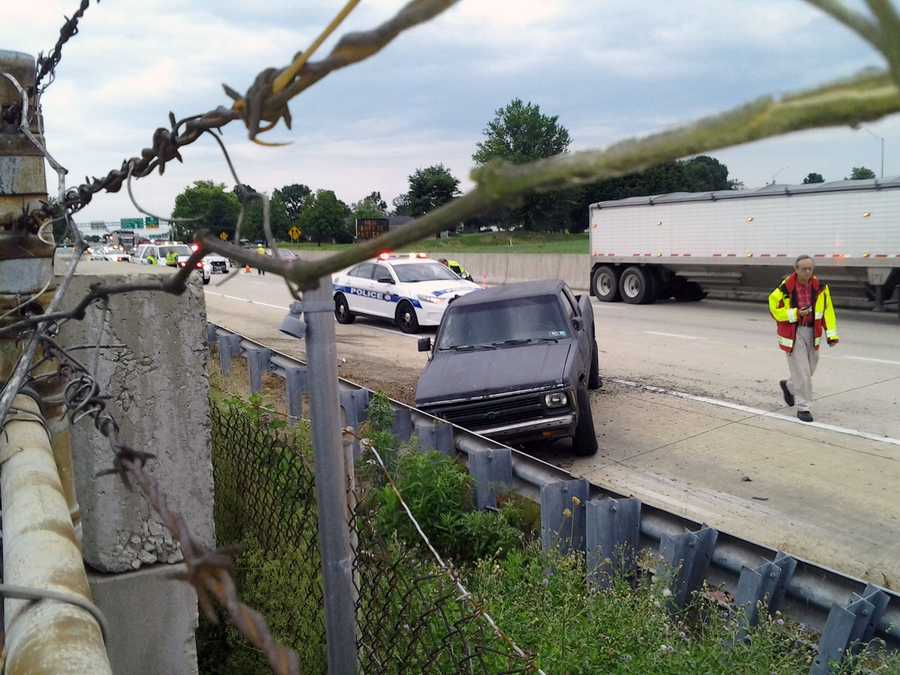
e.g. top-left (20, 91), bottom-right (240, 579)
top-left (2, 0), bottom-right (897, 223)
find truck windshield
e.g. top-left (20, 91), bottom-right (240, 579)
top-left (437, 296), bottom-right (569, 350)
top-left (393, 263), bottom-right (459, 283)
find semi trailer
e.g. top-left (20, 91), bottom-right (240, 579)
top-left (589, 178), bottom-right (900, 315)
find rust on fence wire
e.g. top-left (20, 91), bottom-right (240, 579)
top-left (210, 398), bottom-right (538, 673)
top-left (23, 0), bottom-right (458, 232)
top-left (33, 0), bottom-right (97, 94)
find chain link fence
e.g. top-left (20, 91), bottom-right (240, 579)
top-left (210, 397), bottom-right (536, 673)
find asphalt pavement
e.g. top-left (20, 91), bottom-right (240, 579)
top-left (71, 260), bottom-right (900, 586)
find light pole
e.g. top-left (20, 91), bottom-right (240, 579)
top-left (862, 127), bottom-right (885, 178)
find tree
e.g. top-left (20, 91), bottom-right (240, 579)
top-left (297, 190), bottom-right (352, 245)
top-left (352, 191), bottom-right (388, 220)
top-left (473, 98), bottom-right (571, 165)
top-left (398, 165), bottom-right (460, 218)
top-left (848, 166), bottom-right (876, 180)
top-left (803, 172), bottom-right (825, 184)
top-left (276, 183), bottom-right (312, 223)
top-left (472, 99), bottom-right (574, 231)
top-left (170, 180), bottom-right (240, 242)
top-left (242, 190), bottom-right (292, 242)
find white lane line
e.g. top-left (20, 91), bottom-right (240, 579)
top-left (644, 331), bottom-right (704, 340)
top-left (841, 355), bottom-right (900, 367)
top-left (611, 378), bottom-right (900, 448)
top-left (207, 290), bottom-right (289, 311)
top-left (206, 290), bottom-right (422, 340)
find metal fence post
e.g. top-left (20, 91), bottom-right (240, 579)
top-left (303, 277), bottom-right (358, 674)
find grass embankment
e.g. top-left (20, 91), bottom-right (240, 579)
top-left (201, 384), bottom-right (900, 674)
top-left (282, 231), bottom-right (589, 255)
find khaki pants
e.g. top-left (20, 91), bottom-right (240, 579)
top-left (786, 326), bottom-right (819, 412)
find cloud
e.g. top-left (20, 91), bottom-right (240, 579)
top-left (1, 0), bottom-right (895, 225)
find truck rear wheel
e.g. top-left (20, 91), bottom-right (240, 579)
top-left (592, 266), bottom-right (620, 302)
top-left (573, 385), bottom-right (598, 456)
top-left (619, 266), bottom-right (656, 305)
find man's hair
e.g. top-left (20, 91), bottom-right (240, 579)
top-left (794, 254), bottom-right (813, 267)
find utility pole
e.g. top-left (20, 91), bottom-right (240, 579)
top-left (0, 49), bottom-right (111, 674)
top-left (862, 127), bottom-right (885, 178)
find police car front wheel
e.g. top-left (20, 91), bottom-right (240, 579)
top-left (395, 301), bottom-right (420, 334)
top-left (334, 293), bottom-right (356, 324)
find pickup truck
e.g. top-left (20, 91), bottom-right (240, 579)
top-left (414, 280), bottom-right (601, 456)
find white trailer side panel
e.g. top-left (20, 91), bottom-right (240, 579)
top-left (591, 186), bottom-right (900, 263)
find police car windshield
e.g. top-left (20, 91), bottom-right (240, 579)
top-left (437, 296), bottom-right (569, 350)
top-left (393, 262), bottom-right (459, 283)
top-left (158, 245), bottom-right (191, 257)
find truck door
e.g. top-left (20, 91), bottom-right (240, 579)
top-left (560, 288), bottom-right (591, 383)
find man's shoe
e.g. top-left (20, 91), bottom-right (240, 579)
top-left (780, 380), bottom-right (795, 407)
top-left (798, 410), bottom-right (813, 423)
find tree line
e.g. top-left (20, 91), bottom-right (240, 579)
top-left (170, 98), bottom-right (881, 243)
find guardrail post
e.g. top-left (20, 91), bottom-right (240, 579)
top-left (392, 408), bottom-right (413, 443)
top-left (659, 527), bottom-right (718, 609)
top-left (735, 561), bottom-right (782, 640)
top-left (217, 333), bottom-right (241, 376)
top-left (206, 323), bottom-right (217, 346)
top-left (414, 419), bottom-right (436, 453)
top-left (540, 479), bottom-right (589, 555)
top-left (468, 447), bottom-right (512, 510)
top-left (284, 365), bottom-right (307, 424)
top-left (734, 550), bottom-right (797, 640)
top-left (434, 420), bottom-right (454, 455)
top-left (245, 346), bottom-right (272, 394)
top-left (811, 584), bottom-right (889, 675)
top-left (585, 497), bottom-right (641, 588)
top-left (340, 389), bottom-right (370, 458)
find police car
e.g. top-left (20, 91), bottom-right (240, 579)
top-left (332, 253), bottom-right (481, 333)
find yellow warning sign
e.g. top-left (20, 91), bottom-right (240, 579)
top-left (288, 226), bottom-right (301, 241)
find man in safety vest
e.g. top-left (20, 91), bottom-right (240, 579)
top-left (768, 255), bottom-right (839, 423)
top-left (164, 249), bottom-right (178, 267)
top-left (439, 258), bottom-right (472, 281)
top-left (256, 244), bottom-right (266, 275)
top-left (146, 254), bottom-right (157, 265)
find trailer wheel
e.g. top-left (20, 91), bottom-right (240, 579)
top-left (592, 266), bottom-right (620, 302)
top-left (619, 266), bottom-right (655, 304)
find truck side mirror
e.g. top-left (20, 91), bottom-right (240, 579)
top-left (417, 337), bottom-right (432, 352)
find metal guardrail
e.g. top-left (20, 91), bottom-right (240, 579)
top-left (206, 321), bottom-right (900, 655)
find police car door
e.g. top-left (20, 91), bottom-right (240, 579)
top-left (370, 263), bottom-right (397, 318)
top-left (343, 262), bottom-right (376, 314)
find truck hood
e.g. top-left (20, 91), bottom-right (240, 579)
top-left (415, 341), bottom-right (572, 405)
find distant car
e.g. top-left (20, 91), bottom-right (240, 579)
top-left (88, 247), bottom-right (130, 262)
top-left (202, 253), bottom-right (230, 278)
top-left (415, 280), bottom-right (601, 455)
top-left (331, 253), bottom-right (481, 333)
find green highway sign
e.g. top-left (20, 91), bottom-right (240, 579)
top-left (120, 217), bottom-right (143, 230)
top-left (145, 215), bottom-right (160, 228)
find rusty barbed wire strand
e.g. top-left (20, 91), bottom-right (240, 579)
top-left (33, 0), bottom-right (98, 95)
top-left (23, 0), bottom-right (458, 233)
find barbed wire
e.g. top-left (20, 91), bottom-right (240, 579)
top-left (33, 0), bottom-right (97, 94)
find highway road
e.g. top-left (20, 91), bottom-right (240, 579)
top-left (74, 260), bottom-right (900, 586)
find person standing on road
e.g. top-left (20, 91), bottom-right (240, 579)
top-left (256, 244), bottom-right (266, 276)
top-left (439, 258), bottom-right (472, 281)
top-left (768, 255), bottom-right (839, 423)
